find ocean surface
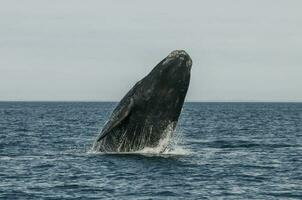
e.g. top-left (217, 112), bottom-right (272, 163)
top-left (0, 102), bottom-right (301, 199)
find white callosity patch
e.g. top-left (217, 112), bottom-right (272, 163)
top-left (166, 50), bottom-right (192, 68)
top-left (186, 59), bottom-right (192, 67)
top-left (167, 50), bottom-right (187, 58)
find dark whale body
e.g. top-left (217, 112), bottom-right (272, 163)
top-left (92, 50), bottom-right (192, 152)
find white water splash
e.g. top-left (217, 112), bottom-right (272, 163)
top-left (88, 135), bottom-right (190, 156)
top-left (137, 126), bottom-right (191, 155)
top-left (88, 123), bottom-right (191, 156)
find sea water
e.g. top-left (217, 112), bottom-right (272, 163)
top-left (0, 102), bottom-right (301, 199)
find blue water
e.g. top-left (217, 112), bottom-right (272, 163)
top-left (0, 102), bottom-right (301, 199)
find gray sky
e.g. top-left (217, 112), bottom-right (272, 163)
top-left (0, 0), bottom-right (301, 102)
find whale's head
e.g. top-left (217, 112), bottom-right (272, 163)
top-left (144, 50), bottom-right (192, 100)
top-left (153, 50), bottom-right (192, 83)
top-left (136, 50), bottom-right (192, 121)
top-left (163, 50), bottom-right (192, 71)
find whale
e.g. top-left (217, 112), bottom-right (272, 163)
top-left (92, 50), bottom-right (192, 152)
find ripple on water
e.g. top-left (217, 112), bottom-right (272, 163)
top-left (0, 102), bottom-right (302, 199)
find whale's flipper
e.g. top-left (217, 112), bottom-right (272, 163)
top-left (97, 98), bottom-right (134, 142)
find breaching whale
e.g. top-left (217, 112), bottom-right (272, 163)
top-left (92, 50), bottom-right (192, 152)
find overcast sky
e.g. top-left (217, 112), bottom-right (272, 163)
top-left (0, 0), bottom-right (301, 101)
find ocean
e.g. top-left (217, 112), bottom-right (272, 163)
top-left (0, 102), bottom-right (301, 199)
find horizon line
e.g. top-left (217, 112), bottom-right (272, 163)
top-left (0, 100), bottom-right (301, 103)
